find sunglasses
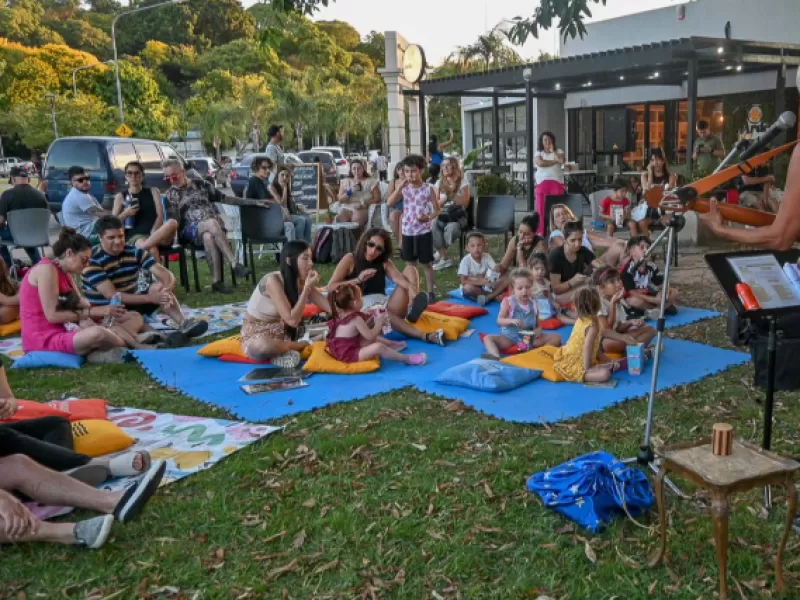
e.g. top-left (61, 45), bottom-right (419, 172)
top-left (366, 241), bottom-right (384, 253)
top-left (73, 177), bottom-right (90, 183)
top-left (163, 173), bottom-right (182, 182)
top-left (125, 171), bottom-right (142, 176)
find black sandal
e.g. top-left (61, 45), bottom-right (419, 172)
top-left (406, 292), bottom-right (429, 323)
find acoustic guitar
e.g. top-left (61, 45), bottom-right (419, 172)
top-left (644, 139), bottom-right (799, 228)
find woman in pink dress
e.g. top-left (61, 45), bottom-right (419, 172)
top-left (20, 228), bottom-right (140, 356)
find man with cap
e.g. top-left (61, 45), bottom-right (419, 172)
top-left (264, 125), bottom-right (291, 183)
top-left (0, 167), bottom-right (48, 267)
top-left (700, 68), bottom-right (800, 250)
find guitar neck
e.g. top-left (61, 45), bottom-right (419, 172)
top-left (689, 198), bottom-right (776, 228)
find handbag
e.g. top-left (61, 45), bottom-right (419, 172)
top-left (438, 204), bottom-right (467, 224)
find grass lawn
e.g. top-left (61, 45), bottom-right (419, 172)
top-left (2, 238), bottom-right (799, 600)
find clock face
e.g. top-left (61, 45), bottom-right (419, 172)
top-left (402, 44), bottom-right (426, 83)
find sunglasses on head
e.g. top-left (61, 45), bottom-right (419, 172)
top-left (73, 176), bottom-right (89, 183)
top-left (366, 241), bottom-right (384, 253)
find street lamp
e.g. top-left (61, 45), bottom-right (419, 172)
top-left (111, 0), bottom-right (187, 124)
top-left (44, 93), bottom-right (58, 139)
top-left (72, 60), bottom-right (115, 96)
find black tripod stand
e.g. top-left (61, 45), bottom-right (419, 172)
top-left (622, 212), bottom-right (689, 498)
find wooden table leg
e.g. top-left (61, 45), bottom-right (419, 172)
top-left (650, 466), bottom-right (668, 566)
top-left (710, 490), bottom-right (731, 600)
top-left (776, 479), bottom-right (797, 593)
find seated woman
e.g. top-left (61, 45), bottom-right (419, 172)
top-left (548, 203), bottom-right (627, 268)
top-left (336, 159), bottom-right (380, 232)
top-left (20, 228), bottom-right (148, 360)
top-left (548, 221), bottom-right (595, 303)
top-left (497, 214), bottom-right (547, 274)
top-left (328, 228), bottom-right (445, 347)
top-left (0, 260), bottom-right (19, 325)
top-left (0, 365), bottom-right (150, 483)
top-left (637, 148), bottom-right (676, 233)
top-left (0, 453), bottom-right (166, 548)
top-left (269, 167), bottom-right (313, 244)
top-left (431, 157), bottom-right (470, 271)
top-left (242, 241), bottom-right (331, 368)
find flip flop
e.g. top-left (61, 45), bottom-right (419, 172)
top-left (108, 450), bottom-right (152, 478)
top-left (113, 460), bottom-right (167, 523)
top-left (65, 464), bottom-right (110, 486)
top-left (406, 292), bottom-right (428, 323)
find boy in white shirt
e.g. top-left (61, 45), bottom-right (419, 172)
top-left (457, 232), bottom-right (507, 306)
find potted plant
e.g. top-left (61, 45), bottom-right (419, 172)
top-left (475, 173), bottom-right (511, 197)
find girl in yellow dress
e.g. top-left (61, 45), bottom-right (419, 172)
top-left (553, 287), bottom-right (616, 383)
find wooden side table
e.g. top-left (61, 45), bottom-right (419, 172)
top-left (651, 438), bottom-right (799, 600)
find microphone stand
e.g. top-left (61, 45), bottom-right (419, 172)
top-left (622, 207), bottom-right (689, 498)
top-left (715, 138), bottom-right (751, 174)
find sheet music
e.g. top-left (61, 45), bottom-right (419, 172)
top-left (727, 255), bottom-right (800, 309)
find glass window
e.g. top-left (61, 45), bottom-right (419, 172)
top-left (160, 145), bottom-right (180, 162)
top-left (45, 141), bottom-right (105, 173)
top-left (482, 110), bottom-right (492, 135)
top-left (503, 107), bottom-right (515, 134)
top-left (623, 104), bottom-right (646, 166)
top-left (109, 143), bottom-right (136, 171)
top-left (472, 111), bottom-right (482, 136)
top-left (134, 143), bottom-right (162, 170)
top-left (516, 105), bottom-right (527, 132)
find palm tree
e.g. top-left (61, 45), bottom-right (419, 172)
top-left (193, 102), bottom-right (244, 161)
top-left (449, 27), bottom-right (522, 72)
top-left (273, 78), bottom-right (316, 151)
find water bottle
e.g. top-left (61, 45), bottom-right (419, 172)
top-left (104, 293), bottom-right (122, 327)
top-left (123, 193), bottom-right (136, 230)
top-left (379, 307), bottom-right (392, 335)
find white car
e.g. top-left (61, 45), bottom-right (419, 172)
top-left (0, 157), bottom-right (35, 177)
top-left (310, 146), bottom-right (348, 178)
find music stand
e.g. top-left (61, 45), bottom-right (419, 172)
top-left (704, 248), bottom-right (800, 509)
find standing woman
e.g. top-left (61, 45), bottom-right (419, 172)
top-left (327, 228), bottom-right (443, 346)
top-left (270, 168), bottom-right (313, 243)
top-left (534, 131), bottom-right (571, 235)
top-left (427, 129), bottom-right (454, 182)
top-left (386, 162), bottom-right (406, 251)
top-left (637, 148), bottom-right (676, 233)
top-left (431, 157), bottom-right (470, 271)
top-left (336, 159), bottom-right (380, 232)
top-left (241, 241), bottom-right (331, 368)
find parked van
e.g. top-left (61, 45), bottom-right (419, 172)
top-left (42, 136), bottom-right (192, 209)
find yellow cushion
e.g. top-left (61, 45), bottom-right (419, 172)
top-left (501, 345), bottom-right (565, 383)
top-left (71, 419), bottom-right (135, 457)
top-left (302, 341), bottom-right (379, 374)
top-left (196, 335), bottom-right (245, 358)
top-left (410, 312), bottom-right (470, 342)
top-left (0, 320), bottom-right (21, 337)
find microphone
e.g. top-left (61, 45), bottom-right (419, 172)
top-left (738, 111), bottom-right (796, 162)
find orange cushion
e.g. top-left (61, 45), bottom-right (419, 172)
top-left (425, 302), bottom-right (488, 319)
top-left (540, 317), bottom-right (564, 330)
top-left (0, 400), bottom-right (69, 423)
top-left (46, 399), bottom-right (107, 422)
top-left (501, 345), bottom-right (565, 383)
top-left (303, 303), bottom-right (324, 318)
top-left (478, 333), bottom-right (520, 355)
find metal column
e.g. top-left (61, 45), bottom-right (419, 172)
top-left (525, 78), bottom-right (535, 212)
top-left (419, 90), bottom-right (427, 157)
top-left (686, 57), bottom-right (698, 177)
top-left (492, 94), bottom-right (500, 168)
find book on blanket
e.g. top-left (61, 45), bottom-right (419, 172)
top-left (241, 378), bottom-right (309, 395)
top-left (239, 367), bottom-right (310, 382)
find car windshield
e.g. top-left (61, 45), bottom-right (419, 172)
top-left (45, 141), bottom-right (104, 172)
top-left (299, 153), bottom-right (331, 163)
top-left (314, 148), bottom-right (342, 159)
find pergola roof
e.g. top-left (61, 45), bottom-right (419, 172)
top-left (416, 37), bottom-right (800, 97)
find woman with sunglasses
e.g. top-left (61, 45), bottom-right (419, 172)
top-left (19, 228), bottom-right (143, 359)
top-left (111, 161), bottom-right (177, 262)
top-left (327, 228), bottom-right (444, 346)
top-left (336, 159), bottom-right (380, 233)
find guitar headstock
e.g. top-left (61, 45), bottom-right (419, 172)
top-left (644, 186), bottom-right (697, 212)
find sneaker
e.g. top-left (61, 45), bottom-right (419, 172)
top-left (157, 331), bottom-right (188, 349)
top-left (211, 281), bottom-right (232, 294)
top-left (645, 308), bottom-right (660, 321)
top-left (113, 460), bottom-right (167, 523)
top-left (86, 347), bottom-right (127, 364)
top-left (433, 251), bottom-right (441, 262)
top-left (406, 292), bottom-right (429, 324)
top-left (477, 295), bottom-right (488, 307)
top-left (137, 331), bottom-right (166, 345)
top-left (233, 263), bottom-right (252, 279)
top-left (73, 515), bottom-right (114, 549)
top-left (426, 329), bottom-right (445, 347)
top-left (272, 350), bottom-right (301, 368)
top-left (439, 259), bottom-right (454, 270)
top-left (178, 318), bottom-right (209, 339)
top-left (407, 352), bottom-right (427, 365)
top-left (432, 259), bottom-right (446, 271)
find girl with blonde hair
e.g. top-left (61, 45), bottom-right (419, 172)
top-left (432, 156), bottom-right (470, 270)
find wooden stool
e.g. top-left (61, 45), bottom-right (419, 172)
top-left (652, 438), bottom-right (799, 600)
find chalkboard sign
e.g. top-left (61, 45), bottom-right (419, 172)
top-left (292, 164), bottom-right (321, 211)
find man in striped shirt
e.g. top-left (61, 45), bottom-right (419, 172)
top-left (82, 216), bottom-right (207, 341)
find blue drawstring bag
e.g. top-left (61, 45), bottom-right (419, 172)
top-left (527, 451), bottom-right (654, 533)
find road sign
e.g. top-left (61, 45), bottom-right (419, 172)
top-left (116, 123), bottom-right (133, 138)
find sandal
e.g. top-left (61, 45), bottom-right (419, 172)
top-left (426, 329), bottom-right (445, 347)
top-left (109, 450), bottom-right (152, 478)
top-left (113, 460), bottom-right (167, 523)
top-left (406, 292), bottom-right (429, 324)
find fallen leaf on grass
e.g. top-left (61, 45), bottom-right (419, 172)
top-left (474, 525), bottom-right (502, 534)
top-left (647, 581), bottom-right (657, 594)
top-left (153, 537), bottom-right (180, 544)
top-left (263, 530), bottom-right (287, 544)
top-left (411, 443), bottom-right (427, 452)
top-left (483, 482), bottom-right (494, 498)
top-left (292, 529), bottom-right (307, 550)
top-left (267, 559), bottom-right (299, 581)
top-left (302, 498), bottom-right (317, 508)
top-left (202, 548), bottom-right (226, 571)
top-left (427, 529), bottom-right (446, 540)
top-left (314, 559), bottom-right (339, 574)
top-left (584, 541), bottom-right (597, 564)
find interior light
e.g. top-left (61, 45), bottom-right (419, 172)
top-left (619, 75), bottom-right (625, 81)
top-left (736, 64), bottom-right (743, 72)
top-left (717, 46), bottom-right (724, 54)
top-left (555, 83), bottom-right (561, 90)
top-left (726, 65), bottom-right (733, 70)
top-left (653, 71), bottom-right (659, 78)
top-left (586, 81), bottom-right (592, 87)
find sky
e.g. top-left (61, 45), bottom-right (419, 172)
top-left (304, 0), bottom-right (683, 65)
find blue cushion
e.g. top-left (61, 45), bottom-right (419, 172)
top-left (436, 359), bottom-right (541, 392)
top-left (12, 351), bottom-right (85, 370)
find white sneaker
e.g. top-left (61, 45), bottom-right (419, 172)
top-left (433, 251), bottom-right (441, 262)
top-left (432, 259), bottom-right (447, 271)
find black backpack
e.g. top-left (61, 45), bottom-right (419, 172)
top-left (313, 226), bottom-right (333, 263)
